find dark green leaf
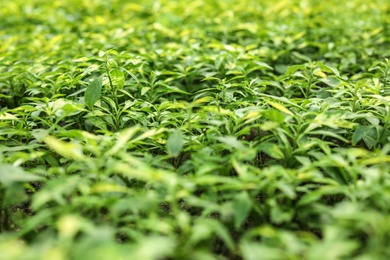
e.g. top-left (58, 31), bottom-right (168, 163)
top-left (233, 192), bottom-right (252, 229)
top-left (85, 76), bottom-right (103, 109)
top-left (352, 125), bottom-right (372, 145)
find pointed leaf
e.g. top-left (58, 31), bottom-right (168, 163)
top-left (85, 76), bottom-right (103, 109)
top-left (285, 64), bottom-right (306, 75)
top-left (352, 125), bottom-right (372, 145)
top-left (233, 192), bottom-right (252, 229)
top-left (258, 143), bottom-right (285, 159)
top-left (267, 101), bottom-right (293, 115)
top-left (107, 126), bottom-right (141, 155)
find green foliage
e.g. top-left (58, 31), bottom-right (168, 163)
top-left (0, 0), bottom-right (390, 259)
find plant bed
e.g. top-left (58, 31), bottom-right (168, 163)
top-left (0, 0), bottom-right (389, 259)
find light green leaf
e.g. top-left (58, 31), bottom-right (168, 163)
top-left (43, 135), bottom-right (85, 160)
top-left (167, 129), bottom-right (184, 156)
top-left (141, 87), bottom-right (150, 96)
top-left (277, 182), bottom-right (296, 199)
top-left (131, 128), bottom-right (166, 143)
top-left (131, 236), bottom-right (176, 259)
top-left (241, 242), bottom-right (284, 260)
top-left (107, 49), bottom-right (118, 56)
top-left (0, 112), bottom-right (19, 120)
top-left (107, 126), bottom-right (141, 155)
top-left (0, 164), bottom-right (43, 186)
top-left (253, 61), bottom-right (274, 70)
top-left (57, 214), bottom-right (88, 240)
top-left (111, 69), bottom-right (125, 89)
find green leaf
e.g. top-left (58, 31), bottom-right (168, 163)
top-left (267, 101), bottom-right (293, 115)
top-left (111, 69), bottom-right (125, 89)
top-left (107, 126), bottom-right (141, 155)
top-left (3, 183), bottom-right (26, 206)
top-left (309, 130), bottom-right (350, 143)
top-left (292, 51), bottom-right (311, 62)
top-left (307, 226), bottom-right (359, 259)
top-left (43, 135), bottom-right (85, 160)
top-left (189, 219), bottom-right (234, 251)
top-left (362, 127), bottom-right (378, 149)
top-left (43, 153), bottom-right (60, 167)
top-left (212, 220), bottom-right (235, 251)
top-left (31, 175), bottom-right (82, 210)
top-left (352, 125), bottom-right (372, 145)
top-left (317, 62), bottom-right (341, 77)
top-left (85, 75), bottom-right (103, 109)
top-left (253, 61), bottom-right (274, 70)
top-left (258, 143), bottom-right (284, 159)
top-left (86, 116), bottom-right (108, 131)
top-left (320, 77), bottom-right (342, 87)
top-left (233, 192), bottom-right (252, 229)
top-left (269, 199), bottom-right (294, 223)
top-left (298, 186), bottom-right (344, 206)
top-left (167, 129), bottom-right (184, 156)
top-left (241, 242), bottom-right (284, 260)
top-left (141, 87), bottom-right (150, 96)
top-left (0, 164), bottom-right (43, 186)
top-left (216, 136), bottom-right (245, 150)
top-left (285, 64), bottom-right (306, 75)
top-left (0, 112), bottom-right (19, 120)
top-left (106, 49), bottom-right (118, 56)
top-left (277, 182), bottom-right (296, 199)
top-left (131, 236), bottom-right (176, 259)
top-left (262, 109), bottom-right (285, 124)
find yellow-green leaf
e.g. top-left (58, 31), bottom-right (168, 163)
top-left (43, 135), bottom-right (85, 160)
top-left (267, 101), bottom-right (293, 115)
